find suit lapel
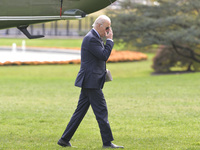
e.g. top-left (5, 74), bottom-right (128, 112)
top-left (91, 29), bottom-right (104, 48)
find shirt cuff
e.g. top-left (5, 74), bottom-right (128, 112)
top-left (107, 38), bottom-right (113, 42)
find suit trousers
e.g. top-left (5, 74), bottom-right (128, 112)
top-left (61, 88), bottom-right (114, 144)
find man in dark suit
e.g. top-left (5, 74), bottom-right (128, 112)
top-left (58, 15), bottom-right (124, 149)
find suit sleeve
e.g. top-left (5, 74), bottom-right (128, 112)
top-left (88, 37), bottom-right (114, 61)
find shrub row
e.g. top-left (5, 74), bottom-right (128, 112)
top-left (0, 50), bottom-right (147, 66)
top-left (108, 50), bottom-right (147, 62)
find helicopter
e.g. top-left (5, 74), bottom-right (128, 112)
top-left (0, 0), bottom-right (116, 39)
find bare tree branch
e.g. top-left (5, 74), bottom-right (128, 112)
top-left (171, 42), bottom-right (200, 63)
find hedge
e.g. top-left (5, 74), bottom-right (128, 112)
top-left (0, 50), bottom-right (147, 66)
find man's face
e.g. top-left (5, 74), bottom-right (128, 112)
top-left (99, 20), bottom-right (111, 38)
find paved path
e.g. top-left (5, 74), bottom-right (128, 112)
top-left (0, 47), bottom-right (80, 63)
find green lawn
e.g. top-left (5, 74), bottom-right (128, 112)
top-left (0, 56), bottom-right (200, 149)
top-left (0, 38), bottom-right (125, 50)
top-left (0, 38), bottom-right (83, 48)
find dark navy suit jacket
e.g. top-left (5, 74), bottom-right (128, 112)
top-left (75, 29), bottom-right (114, 89)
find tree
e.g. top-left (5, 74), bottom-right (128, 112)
top-left (107, 0), bottom-right (200, 72)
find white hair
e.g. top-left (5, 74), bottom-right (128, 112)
top-left (92, 15), bottom-right (111, 27)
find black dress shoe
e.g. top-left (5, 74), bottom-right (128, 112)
top-left (57, 138), bottom-right (71, 147)
top-left (103, 143), bottom-right (124, 149)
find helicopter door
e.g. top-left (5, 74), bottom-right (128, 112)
top-left (0, 1), bottom-right (6, 16)
top-left (3, 0), bottom-right (31, 16)
top-left (30, 0), bottom-right (60, 16)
